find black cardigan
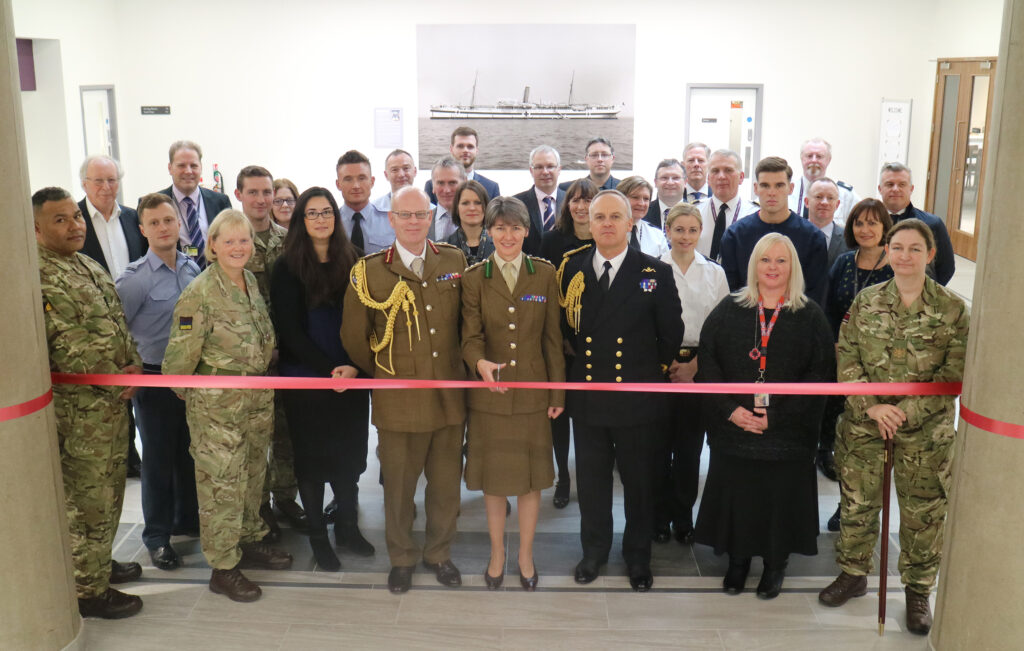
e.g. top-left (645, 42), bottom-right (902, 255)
top-left (696, 295), bottom-right (834, 461)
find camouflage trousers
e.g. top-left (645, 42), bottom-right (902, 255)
top-left (261, 392), bottom-right (297, 505)
top-left (185, 387), bottom-right (273, 569)
top-left (54, 387), bottom-right (128, 598)
top-left (834, 409), bottom-right (956, 594)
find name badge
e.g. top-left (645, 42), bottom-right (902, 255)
top-left (184, 245), bottom-right (199, 257)
top-left (754, 393), bottom-right (770, 408)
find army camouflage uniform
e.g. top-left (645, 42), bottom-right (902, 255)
top-left (162, 262), bottom-right (276, 569)
top-left (38, 245), bottom-right (141, 598)
top-left (835, 277), bottom-right (969, 595)
top-left (247, 222), bottom-right (298, 506)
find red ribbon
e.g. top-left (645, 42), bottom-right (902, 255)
top-left (50, 372), bottom-right (961, 396)
top-left (0, 388), bottom-right (53, 423)
top-left (959, 404), bottom-right (1024, 440)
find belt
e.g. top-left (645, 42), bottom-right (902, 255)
top-left (195, 362), bottom-right (251, 376)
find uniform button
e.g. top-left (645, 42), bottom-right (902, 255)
top-left (509, 342), bottom-right (517, 349)
top-left (508, 306), bottom-right (515, 313)
top-left (585, 350), bottom-right (592, 357)
top-left (422, 281), bottom-right (428, 288)
top-left (585, 336), bottom-right (592, 343)
top-left (617, 337), bottom-right (623, 344)
top-left (425, 304), bottom-right (433, 311)
top-left (586, 375), bottom-right (592, 381)
top-left (615, 364), bottom-right (622, 370)
top-left (586, 363), bottom-right (592, 369)
top-left (615, 376), bottom-right (622, 382)
top-left (615, 351), bottom-right (622, 358)
top-left (432, 351), bottom-right (439, 358)
top-left (509, 360), bottom-right (517, 367)
top-left (430, 328), bottom-right (436, 335)
top-left (508, 323), bottom-right (516, 330)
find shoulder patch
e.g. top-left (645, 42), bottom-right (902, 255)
top-left (562, 243), bottom-right (593, 258)
top-left (433, 241), bottom-right (460, 251)
top-left (178, 316), bottom-right (193, 331)
top-left (837, 180), bottom-right (853, 191)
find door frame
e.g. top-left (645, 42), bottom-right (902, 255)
top-left (684, 83), bottom-right (764, 185)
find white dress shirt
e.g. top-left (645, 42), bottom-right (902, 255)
top-left (635, 220), bottom-right (671, 257)
top-left (697, 194), bottom-right (757, 258)
top-left (593, 246), bottom-right (628, 287)
top-left (395, 240), bottom-right (428, 273)
top-left (86, 198), bottom-right (130, 278)
top-left (660, 251), bottom-right (730, 346)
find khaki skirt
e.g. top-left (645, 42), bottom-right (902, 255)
top-left (464, 409), bottom-right (555, 496)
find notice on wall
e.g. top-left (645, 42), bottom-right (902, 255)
top-left (879, 99), bottom-right (912, 167)
top-left (375, 108), bottom-right (403, 148)
top-left (141, 106), bottom-right (170, 115)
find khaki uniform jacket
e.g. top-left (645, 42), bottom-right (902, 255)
top-left (246, 220), bottom-right (287, 312)
top-left (461, 254), bottom-right (565, 415)
top-left (341, 242), bottom-right (468, 432)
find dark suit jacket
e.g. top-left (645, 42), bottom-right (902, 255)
top-left (558, 175), bottom-right (621, 192)
top-left (826, 222), bottom-right (850, 268)
top-left (643, 200), bottom-right (664, 229)
top-left (425, 173), bottom-right (501, 204)
top-left (155, 186), bottom-right (232, 225)
top-left (560, 246), bottom-right (683, 427)
top-left (513, 186), bottom-right (566, 256)
top-left (77, 199), bottom-right (147, 275)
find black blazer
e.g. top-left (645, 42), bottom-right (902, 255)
top-left (425, 173), bottom-right (501, 204)
top-left (155, 186), bottom-right (233, 225)
top-left (560, 246), bottom-right (683, 427)
top-left (643, 200), bottom-right (664, 229)
top-left (513, 186), bottom-right (566, 256)
top-left (77, 198), bottom-right (147, 274)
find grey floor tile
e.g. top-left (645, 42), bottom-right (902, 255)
top-left (282, 624), bottom-right (502, 651)
top-left (606, 592), bottom-right (818, 630)
top-left (501, 628), bottom-right (725, 649)
top-left (82, 618), bottom-right (286, 650)
top-left (188, 585), bottom-right (400, 625)
top-left (397, 590), bottom-right (608, 628)
top-left (719, 627), bottom-right (930, 650)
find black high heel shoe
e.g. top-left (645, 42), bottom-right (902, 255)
top-left (518, 562), bottom-right (538, 591)
top-left (484, 567), bottom-right (504, 590)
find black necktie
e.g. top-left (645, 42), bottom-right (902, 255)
top-left (598, 260), bottom-right (612, 292)
top-left (628, 226), bottom-right (640, 251)
top-left (350, 212), bottom-right (365, 250)
top-left (710, 202), bottom-right (727, 260)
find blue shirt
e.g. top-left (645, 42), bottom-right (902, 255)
top-left (115, 249), bottom-right (200, 365)
top-left (719, 210), bottom-right (829, 306)
top-left (340, 202), bottom-right (395, 254)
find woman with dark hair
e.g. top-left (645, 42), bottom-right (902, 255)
top-left (446, 180), bottom-right (494, 265)
top-left (270, 186), bottom-right (372, 571)
top-left (271, 178), bottom-right (299, 228)
top-left (537, 177), bottom-right (597, 508)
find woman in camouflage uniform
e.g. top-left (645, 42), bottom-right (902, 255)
top-left (820, 218), bottom-right (969, 635)
top-left (163, 209), bottom-right (291, 603)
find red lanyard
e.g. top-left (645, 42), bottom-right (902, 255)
top-left (750, 295), bottom-right (785, 378)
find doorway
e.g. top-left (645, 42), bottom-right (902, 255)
top-left (925, 58), bottom-right (995, 261)
top-left (80, 85), bottom-right (121, 200)
top-left (685, 84), bottom-right (762, 200)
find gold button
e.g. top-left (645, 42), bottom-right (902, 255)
top-left (508, 323), bottom-right (516, 330)
top-left (585, 350), bottom-right (592, 357)
top-left (615, 351), bottom-right (622, 358)
top-left (615, 364), bottom-right (621, 370)
top-left (425, 304), bottom-right (433, 311)
top-left (586, 375), bottom-right (592, 381)
top-left (615, 376), bottom-right (622, 382)
top-left (508, 306), bottom-right (515, 313)
top-left (509, 360), bottom-right (517, 367)
top-left (429, 328), bottom-right (436, 335)
top-left (585, 337), bottom-right (592, 343)
top-left (510, 342), bottom-right (516, 349)
top-left (586, 363), bottom-right (592, 369)
top-left (432, 351), bottom-right (438, 358)
top-left (422, 281), bottom-right (428, 288)
top-left (617, 337), bottom-right (623, 344)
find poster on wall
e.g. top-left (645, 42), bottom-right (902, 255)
top-left (416, 24), bottom-right (636, 172)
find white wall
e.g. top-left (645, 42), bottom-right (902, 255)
top-left (14, 0), bottom-right (1004, 209)
top-left (19, 39), bottom-right (72, 191)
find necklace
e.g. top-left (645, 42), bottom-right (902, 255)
top-left (853, 248), bottom-right (886, 296)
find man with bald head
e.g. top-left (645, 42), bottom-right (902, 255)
top-left (341, 186), bottom-right (468, 595)
top-left (788, 138), bottom-right (860, 224)
top-left (559, 190), bottom-right (683, 592)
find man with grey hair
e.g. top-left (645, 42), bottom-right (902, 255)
top-left (877, 162), bottom-right (955, 284)
top-left (788, 137), bottom-right (860, 224)
top-left (514, 144), bottom-right (566, 255)
top-left (427, 155), bottom-right (466, 242)
top-left (154, 140), bottom-right (232, 269)
top-left (681, 142), bottom-right (711, 203)
top-left (78, 155), bottom-right (146, 279)
top-left (805, 177), bottom-right (850, 268)
top-left (698, 149), bottom-right (758, 259)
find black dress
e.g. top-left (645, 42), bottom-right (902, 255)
top-left (694, 296), bottom-right (833, 562)
top-left (539, 229), bottom-right (591, 264)
top-left (826, 250), bottom-right (894, 340)
top-left (270, 258), bottom-right (370, 483)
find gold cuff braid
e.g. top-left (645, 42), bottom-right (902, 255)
top-left (350, 259), bottom-right (422, 375)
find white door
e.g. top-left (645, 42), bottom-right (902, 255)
top-left (686, 86), bottom-right (761, 199)
top-left (81, 88), bottom-right (114, 157)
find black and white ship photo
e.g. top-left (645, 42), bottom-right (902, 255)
top-left (417, 24), bottom-right (635, 171)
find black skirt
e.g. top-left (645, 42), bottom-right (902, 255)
top-left (281, 388), bottom-right (370, 482)
top-left (695, 449), bottom-right (819, 561)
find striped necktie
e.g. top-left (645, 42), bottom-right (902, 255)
top-left (182, 196), bottom-right (206, 268)
top-left (542, 196), bottom-right (555, 231)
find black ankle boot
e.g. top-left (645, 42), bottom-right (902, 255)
top-left (310, 532), bottom-right (341, 571)
top-left (335, 521), bottom-right (375, 557)
top-left (756, 560), bottom-right (787, 599)
top-left (723, 556), bottom-right (751, 595)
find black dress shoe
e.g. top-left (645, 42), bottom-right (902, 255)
top-left (259, 502), bottom-right (281, 543)
top-left (126, 463), bottom-right (142, 479)
top-left (723, 557), bottom-right (751, 595)
top-left (518, 562), bottom-right (538, 591)
top-left (423, 559), bottom-right (462, 587)
top-left (335, 521), bottom-right (376, 557)
top-left (274, 498), bottom-right (309, 532)
top-left (553, 480), bottom-right (570, 509)
top-left (673, 525), bottom-right (695, 545)
top-left (388, 565), bottom-right (414, 594)
top-left (827, 504), bottom-right (841, 532)
top-left (79, 588), bottom-right (143, 619)
top-left (310, 533), bottom-right (341, 572)
top-left (817, 449), bottom-right (838, 481)
top-left (756, 561), bottom-right (787, 600)
top-left (110, 560), bottom-right (142, 584)
top-left (653, 524), bottom-right (672, 543)
top-left (573, 558), bottom-right (603, 584)
top-left (484, 567), bottom-right (504, 590)
top-left (627, 564), bottom-right (653, 592)
top-left (148, 545), bottom-right (181, 571)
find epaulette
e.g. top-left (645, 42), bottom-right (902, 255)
top-left (464, 260), bottom-right (486, 274)
top-left (527, 255), bottom-right (555, 269)
top-left (562, 243), bottom-right (593, 258)
top-left (837, 180), bottom-right (853, 191)
top-left (362, 248), bottom-right (388, 261)
top-left (433, 241), bottom-right (460, 251)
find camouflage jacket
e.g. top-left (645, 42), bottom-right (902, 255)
top-left (246, 220), bottom-right (287, 313)
top-left (38, 245), bottom-right (140, 399)
top-left (837, 277), bottom-right (969, 428)
top-left (162, 262), bottom-right (275, 389)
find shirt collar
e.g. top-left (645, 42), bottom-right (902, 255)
top-left (85, 197), bottom-right (121, 222)
top-left (395, 240), bottom-right (427, 269)
top-left (594, 245), bottom-right (628, 274)
top-left (172, 185), bottom-right (201, 206)
top-left (534, 186), bottom-right (555, 204)
top-left (494, 252), bottom-right (523, 275)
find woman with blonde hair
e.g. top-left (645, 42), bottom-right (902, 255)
top-left (694, 232), bottom-right (833, 599)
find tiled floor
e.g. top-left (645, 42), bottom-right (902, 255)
top-left (82, 259), bottom-right (980, 649)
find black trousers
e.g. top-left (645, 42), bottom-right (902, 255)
top-left (551, 353), bottom-right (574, 483)
top-left (573, 421), bottom-right (661, 566)
top-left (654, 392), bottom-right (704, 531)
top-left (132, 374), bottom-right (199, 549)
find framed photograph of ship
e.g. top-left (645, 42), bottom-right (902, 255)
top-left (416, 24), bottom-right (635, 171)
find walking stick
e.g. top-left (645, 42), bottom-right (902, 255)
top-left (878, 437), bottom-right (895, 635)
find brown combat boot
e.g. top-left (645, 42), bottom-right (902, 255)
top-left (78, 587), bottom-right (143, 619)
top-left (905, 587), bottom-right (932, 635)
top-left (238, 541), bottom-right (293, 570)
top-left (209, 568), bottom-right (261, 602)
top-left (818, 571), bottom-right (868, 607)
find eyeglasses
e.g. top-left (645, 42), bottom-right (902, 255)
top-left (586, 152), bottom-right (612, 160)
top-left (273, 198), bottom-right (296, 207)
top-left (304, 208), bottom-right (335, 221)
top-left (531, 165), bottom-right (559, 172)
top-left (392, 210), bottom-right (432, 221)
top-left (86, 177), bottom-right (119, 186)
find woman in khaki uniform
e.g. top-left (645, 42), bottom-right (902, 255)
top-left (461, 196), bottom-right (565, 591)
top-left (163, 210), bottom-right (290, 603)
